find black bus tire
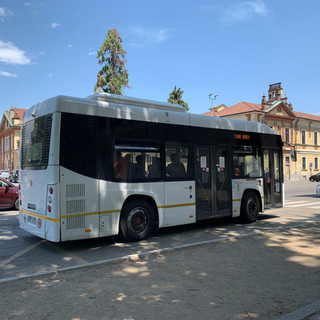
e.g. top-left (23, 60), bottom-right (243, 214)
top-left (120, 199), bottom-right (156, 242)
top-left (240, 191), bottom-right (260, 223)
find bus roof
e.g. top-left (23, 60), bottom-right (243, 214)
top-left (23, 93), bottom-right (279, 136)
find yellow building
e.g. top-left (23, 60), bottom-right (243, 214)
top-left (203, 83), bottom-right (320, 181)
top-left (0, 107), bottom-right (26, 171)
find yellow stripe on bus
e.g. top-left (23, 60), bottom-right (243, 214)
top-left (22, 202), bottom-right (195, 221)
top-left (158, 203), bottom-right (196, 209)
top-left (61, 209), bottom-right (121, 219)
top-left (20, 209), bottom-right (60, 222)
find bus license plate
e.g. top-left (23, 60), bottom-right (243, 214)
top-left (27, 215), bottom-right (37, 225)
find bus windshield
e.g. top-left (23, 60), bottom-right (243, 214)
top-left (21, 114), bottom-right (52, 170)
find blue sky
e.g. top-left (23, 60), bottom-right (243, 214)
top-left (0, 0), bottom-right (319, 116)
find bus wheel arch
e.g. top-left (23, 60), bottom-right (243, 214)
top-left (119, 195), bottom-right (158, 242)
top-left (240, 189), bottom-right (261, 223)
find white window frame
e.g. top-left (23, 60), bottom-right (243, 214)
top-left (315, 157), bottom-right (319, 170)
top-left (315, 131), bottom-right (319, 146)
top-left (302, 156), bottom-right (307, 170)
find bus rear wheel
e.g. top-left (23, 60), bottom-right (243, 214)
top-left (241, 191), bottom-right (260, 223)
top-left (120, 199), bottom-right (156, 242)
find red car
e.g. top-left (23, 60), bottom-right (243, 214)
top-left (0, 177), bottom-right (19, 210)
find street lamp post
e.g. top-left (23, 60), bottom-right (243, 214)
top-left (209, 94), bottom-right (218, 116)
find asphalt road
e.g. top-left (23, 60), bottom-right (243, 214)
top-left (0, 180), bottom-right (319, 283)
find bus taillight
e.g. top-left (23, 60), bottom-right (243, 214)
top-left (19, 184), bottom-right (21, 207)
top-left (47, 185), bottom-right (55, 215)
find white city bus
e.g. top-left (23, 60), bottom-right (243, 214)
top-left (19, 93), bottom-right (283, 242)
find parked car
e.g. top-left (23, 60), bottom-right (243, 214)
top-left (317, 184), bottom-right (320, 197)
top-left (0, 170), bottom-right (10, 180)
top-left (309, 173), bottom-right (320, 182)
top-left (0, 177), bottom-right (19, 210)
top-left (9, 170), bottom-right (19, 183)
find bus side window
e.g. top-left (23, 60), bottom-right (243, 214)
top-left (113, 144), bottom-right (161, 181)
top-left (233, 146), bottom-right (262, 178)
top-left (165, 141), bottom-right (192, 179)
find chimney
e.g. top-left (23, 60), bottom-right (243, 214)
top-left (13, 108), bottom-right (20, 125)
top-left (261, 93), bottom-right (267, 110)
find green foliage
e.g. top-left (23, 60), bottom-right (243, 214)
top-left (96, 28), bottom-right (129, 95)
top-left (167, 86), bottom-right (189, 111)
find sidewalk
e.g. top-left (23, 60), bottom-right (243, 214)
top-left (1, 223), bottom-right (320, 320)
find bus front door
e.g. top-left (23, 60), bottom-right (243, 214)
top-left (263, 149), bottom-right (282, 208)
top-left (196, 145), bottom-right (231, 219)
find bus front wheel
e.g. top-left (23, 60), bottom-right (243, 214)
top-left (241, 191), bottom-right (260, 223)
top-left (120, 199), bottom-right (156, 242)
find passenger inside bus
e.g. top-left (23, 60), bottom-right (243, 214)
top-left (149, 157), bottom-right (161, 178)
top-left (114, 151), bottom-right (128, 180)
top-left (166, 153), bottom-right (186, 177)
top-left (131, 155), bottom-right (144, 179)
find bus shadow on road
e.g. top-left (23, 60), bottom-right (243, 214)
top-left (257, 214), bottom-right (279, 221)
top-left (57, 214), bottom-right (281, 251)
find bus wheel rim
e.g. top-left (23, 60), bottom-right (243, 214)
top-left (247, 198), bottom-right (257, 217)
top-left (127, 207), bottom-right (149, 234)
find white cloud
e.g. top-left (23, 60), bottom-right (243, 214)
top-left (0, 7), bottom-right (12, 20)
top-left (88, 49), bottom-right (96, 56)
top-left (0, 71), bottom-right (18, 78)
top-left (224, 0), bottom-right (268, 22)
top-left (24, 2), bottom-right (31, 6)
top-left (50, 22), bottom-right (60, 29)
top-left (67, 44), bottom-right (72, 48)
top-left (0, 40), bottom-right (31, 65)
top-left (129, 26), bottom-right (173, 44)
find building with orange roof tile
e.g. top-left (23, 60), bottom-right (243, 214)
top-left (203, 83), bottom-right (320, 181)
top-left (0, 107), bottom-right (26, 171)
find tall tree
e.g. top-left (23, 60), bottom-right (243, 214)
top-left (167, 86), bottom-right (189, 111)
top-left (96, 28), bottom-right (129, 95)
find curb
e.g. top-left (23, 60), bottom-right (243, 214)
top-left (276, 300), bottom-right (320, 320)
